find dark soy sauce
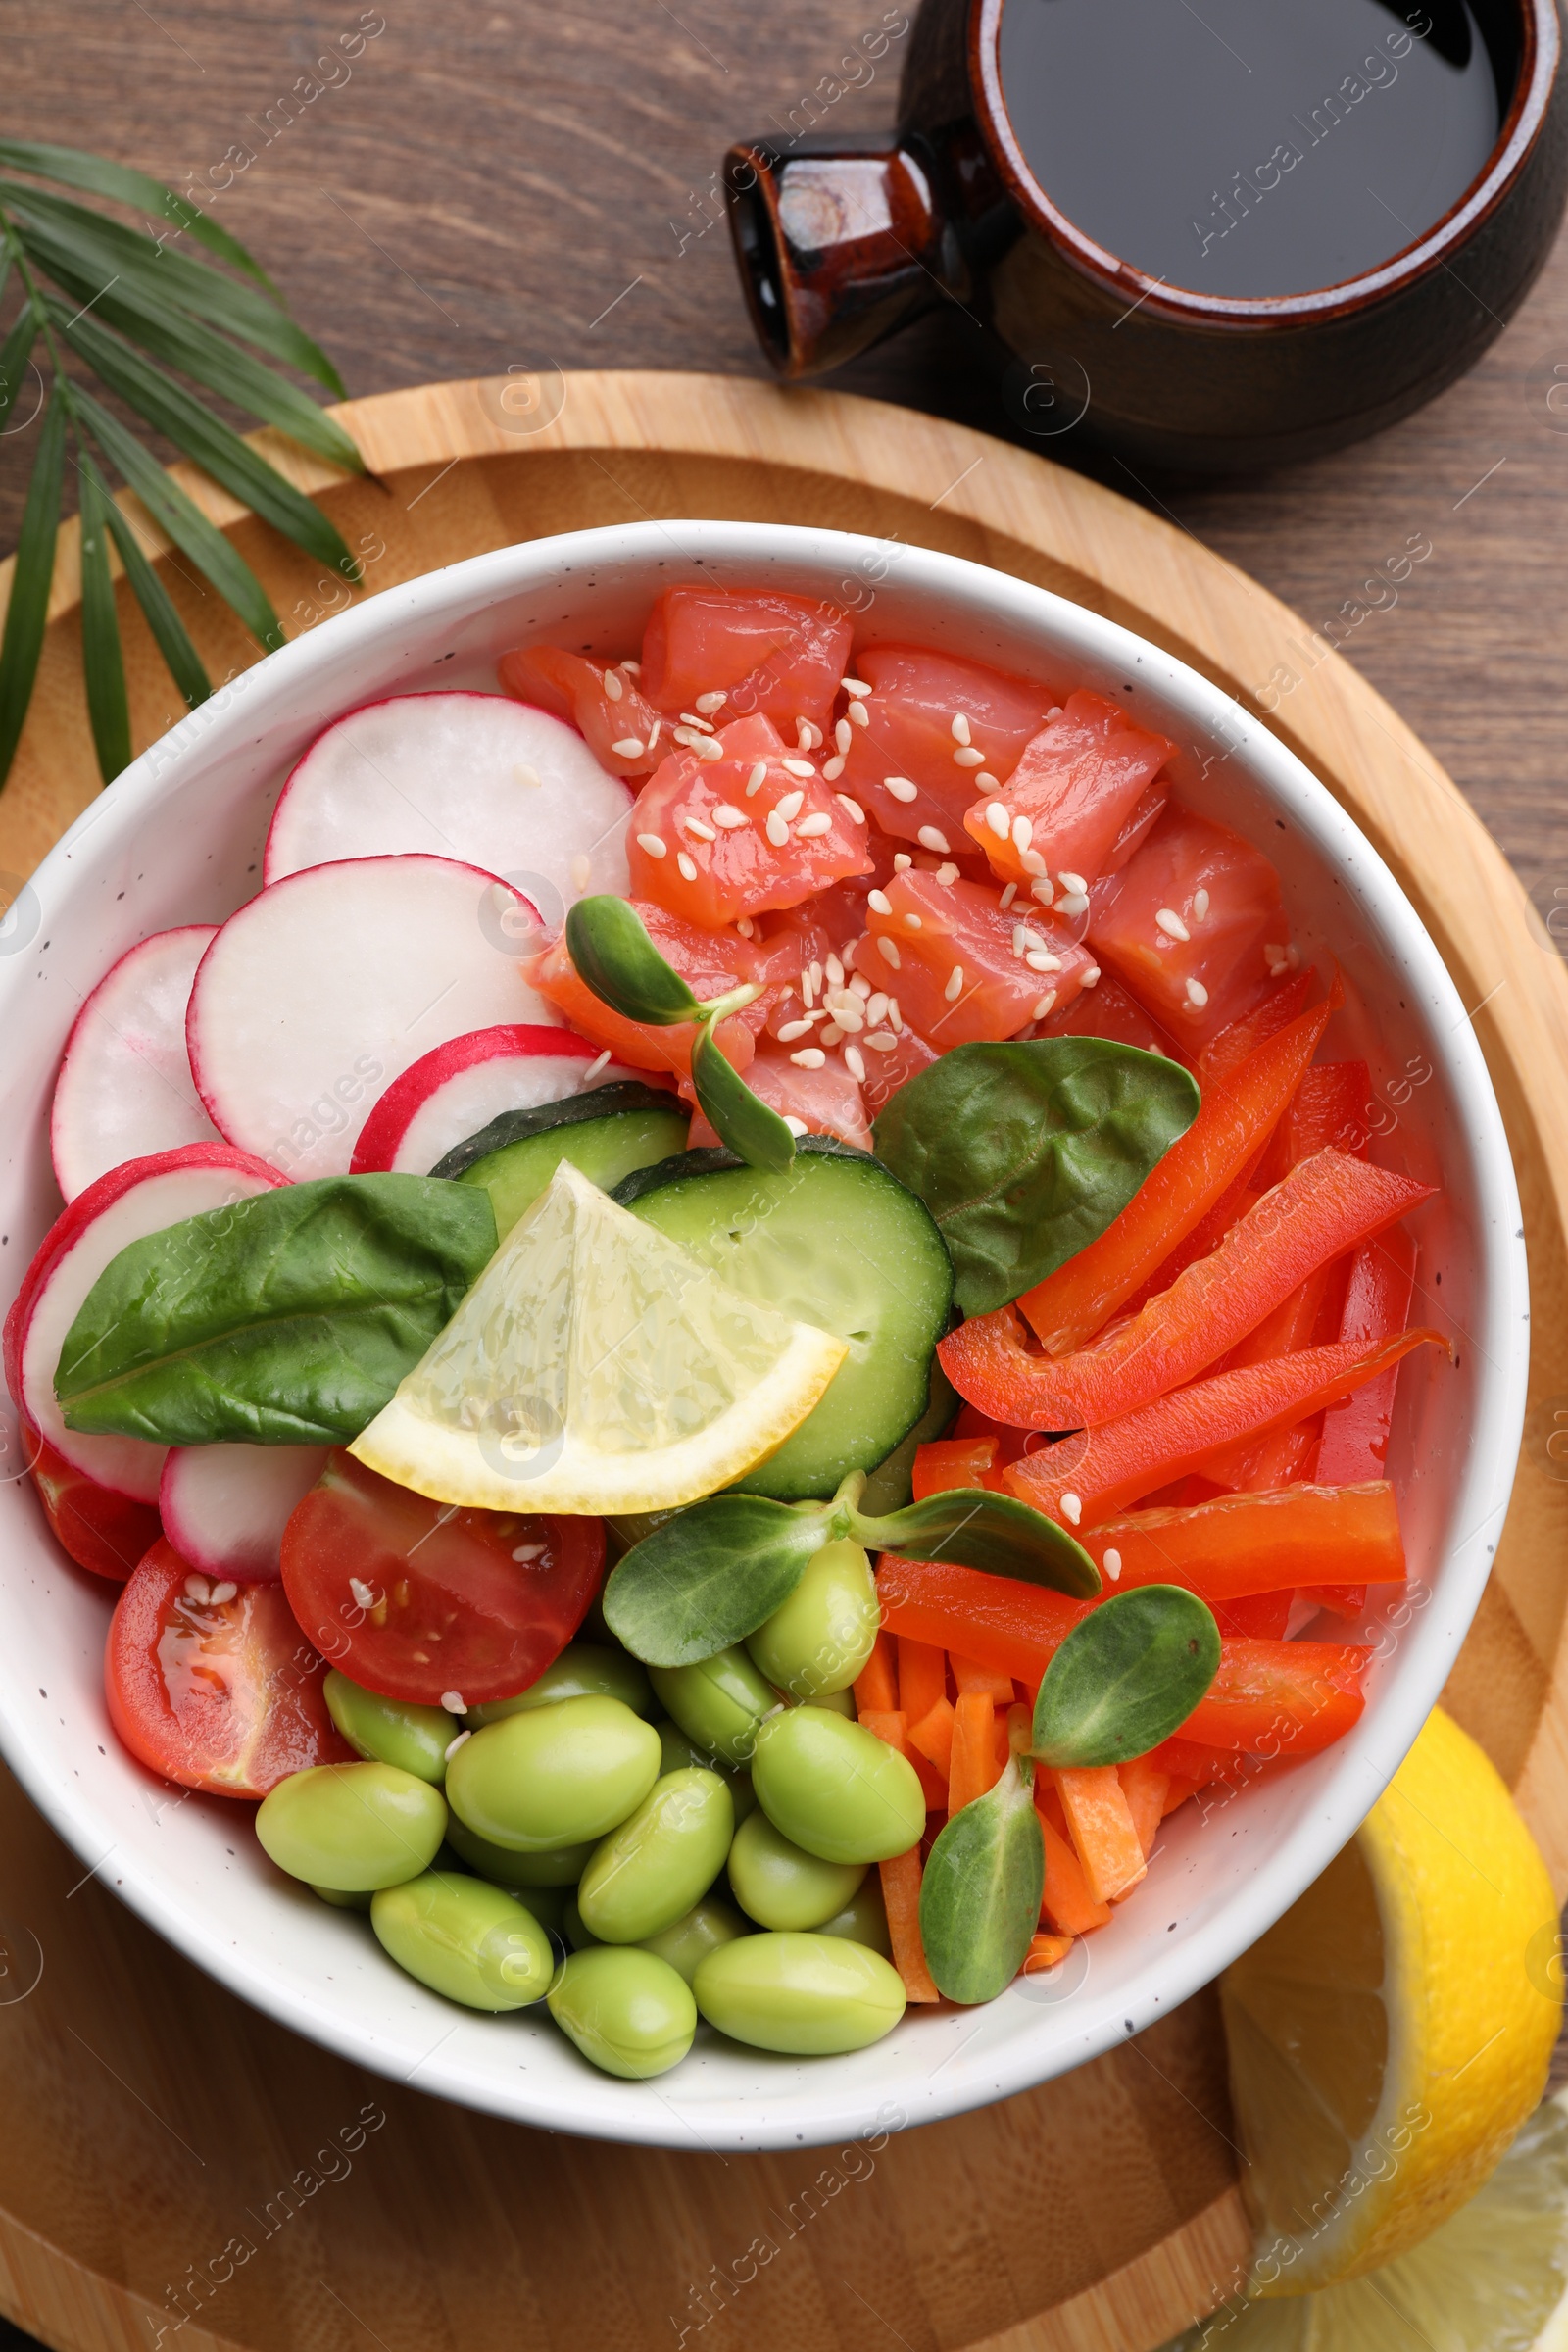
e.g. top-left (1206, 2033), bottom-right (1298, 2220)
top-left (999, 0), bottom-right (1507, 298)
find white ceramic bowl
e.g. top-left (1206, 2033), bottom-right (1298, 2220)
top-left (0, 521), bottom-right (1527, 2151)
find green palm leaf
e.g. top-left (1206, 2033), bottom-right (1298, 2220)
top-left (0, 385), bottom-right (65, 783)
top-left (76, 457), bottom-right (131, 781)
top-left (100, 492), bottom-right (212, 717)
top-left (0, 305), bottom-right (37, 431)
top-left (0, 140), bottom-right (275, 289)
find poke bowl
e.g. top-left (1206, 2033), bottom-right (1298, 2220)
top-left (0, 519), bottom-right (1527, 2151)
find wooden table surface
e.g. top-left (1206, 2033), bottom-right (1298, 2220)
top-left (1, 6), bottom-right (1567, 2347)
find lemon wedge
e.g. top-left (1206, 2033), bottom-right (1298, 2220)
top-left (1160, 2090), bottom-right (1568, 2349)
top-left (1218, 1705), bottom-right (1561, 2298)
top-left (351, 1158), bottom-right (847, 1515)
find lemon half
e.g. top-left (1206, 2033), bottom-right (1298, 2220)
top-left (351, 1159), bottom-right (847, 1514)
top-left (1220, 1706), bottom-right (1561, 2297)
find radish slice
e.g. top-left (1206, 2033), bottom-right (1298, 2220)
top-left (350, 1024), bottom-right (647, 1175)
top-left (159, 1443), bottom-right (330, 1582)
top-left (264, 691), bottom-right (633, 917)
top-left (3, 1145), bottom-right (286, 1503)
top-left (187, 855), bottom-right (563, 1182)
top-left (51, 925), bottom-right (220, 1201)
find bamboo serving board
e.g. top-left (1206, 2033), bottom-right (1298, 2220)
top-left (1, 371), bottom-right (1566, 2352)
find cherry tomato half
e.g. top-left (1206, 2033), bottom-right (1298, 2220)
top-left (27, 1421), bottom-right (159, 1581)
top-left (107, 1539), bottom-right (350, 1797)
top-left (280, 1450), bottom-right (605, 1705)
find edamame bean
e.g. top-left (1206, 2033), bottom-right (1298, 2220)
top-left (577, 1769), bottom-right (734, 1944)
top-left (257, 1763), bottom-right (446, 1892)
top-left (817, 1876), bottom-right (892, 1956)
top-left (693, 1932), bottom-right (906, 2054)
top-left (547, 1946), bottom-right (696, 2078)
top-left (746, 1539), bottom-right (878, 1701)
top-left (752, 1707), bottom-right (925, 1865)
top-left (446, 1695), bottom-right (661, 1852)
top-left (444, 1815), bottom-right (595, 1888)
top-left (467, 1643), bottom-right (655, 1727)
top-left (727, 1808), bottom-right (866, 1932)
top-left (639, 1895), bottom-right (749, 1984)
top-left (656, 1722), bottom-right (759, 1820)
top-left (649, 1647), bottom-right (776, 1765)
top-left (324, 1670), bottom-right (456, 1784)
top-left (312, 1884), bottom-right (372, 1912)
top-left (370, 1871), bottom-right (553, 2010)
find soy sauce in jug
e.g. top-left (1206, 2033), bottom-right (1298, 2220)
top-left (998, 0), bottom-right (1506, 298)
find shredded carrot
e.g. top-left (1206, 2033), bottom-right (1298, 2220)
top-left (859, 1706), bottom-right (946, 1810)
top-left (1118, 1753), bottom-right (1171, 1857)
top-left (897, 1635), bottom-right (947, 1725)
top-left (1023, 1932), bottom-right (1075, 1974)
top-left (949, 1690), bottom-right (1003, 1813)
top-left (853, 1629), bottom-right (899, 1716)
top-left (907, 1694), bottom-right (956, 1779)
top-left (1055, 1765), bottom-right (1148, 1904)
top-left (1161, 1774), bottom-right (1202, 1818)
top-left (878, 1847), bottom-right (941, 2002)
top-left (1037, 1802), bottom-right (1112, 1935)
top-left (950, 1650), bottom-right (1015, 1705)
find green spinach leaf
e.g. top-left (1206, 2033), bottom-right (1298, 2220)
top-left (55, 1175), bottom-right (497, 1446)
top-left (1030, 1585), bottom-right (1220, 1768)
top-left (919, 1753), bottom-right (1045, 2003)
top-left (871, 1038), bottom-right (1200, 1316)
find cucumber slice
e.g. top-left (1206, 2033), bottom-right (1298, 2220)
top-left (612, 1138), bottom-right (954, 1501)
top-left (431, 1081), bottom-right (689, 1236)
top-left (858, 1357), bottom-right (959, 1517)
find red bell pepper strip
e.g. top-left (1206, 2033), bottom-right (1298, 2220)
top-left (1116, 1179), bottom-right (1260, 1322)
top-left (1004, 1325), bottom-right (1446, 1527)
top-left (1150, 1736), bottom-right (1292, 1793)
top-left (1016, 1001), bottom-right (1333, 1355)
top-left (877, 1558), bottom-right (1088, 1688)
top-left (1195, 971), bottom-right (1315, 1090)
top-left (1080, 1480), bottom-right (1405, 1600)
top-left (941, 1150), bottom-right (1434, 1430)
top-left (1251, 1060), bottom-right (1372, 1191)
top-left (911, 1437), bottom-right (1009, 1498)
top-left (1203, 1255), bottom-right (1345, 1493)
top-left (1174, 1638), bottom-right (1369, 1755)
top-left (1316, 1227), bottom-right (1419, 1486)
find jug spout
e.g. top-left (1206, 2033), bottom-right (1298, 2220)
top-left (725, 135), bottom-right (964, 379)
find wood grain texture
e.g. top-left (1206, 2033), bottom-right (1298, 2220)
top-left (0, 367), bottom-right (1564, 2352)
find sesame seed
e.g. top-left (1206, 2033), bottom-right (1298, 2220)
top-left (1020, 850), bottom-right (1049, 878)
top-left (611, 737), bottom-right (645, 759)
top-left (1030, 878), bottom-right (1055, 904)
top-left (1186, 977), bottom-right (1209, 1006)
top-left (694, 689), bottom-right (727, 714)
top-left (822, 755), bottom-right (847, 781)
top-left (683, 816), bottom-right (717, 841)
top-left (864, 990), bottom-right (889, 1023)
top-left (1058, 870), bottom-right (1087, 895)
top-left (986, 801), bottom-right (1010, 840)
top-left (679, 711), bottom-right (715, 733)
top-left (953, 746), bottom-right (985, 767)
top-left (1000, 882), bottom-right (1018, 909)
top-left (441, 1690), bottom-right (467, 1714)
top-left (513, 762), bottom-right (541, 789)
top-left (850, 972), bottom-right (872, 1002)
top-left (951, 711), bottom-right (972, 745)
top-left (736, 915), bottom-right (755, 938)
top-left (1263, 943), bottom-right (1284, 962)
top-left (636, 831), bottom-right (668, 858)
top-left (1059, 1492), bottom-right (1083, 1526)
top-left (944, 964), bottom-right (964, 1002)
top-left (818, 1023), bottom-right (844, 1047)
top-left (1011, 924), bottom-right (1029, 957)
top-left (878, 937), bottom-right (902, 969)
top-left (886, 995), bottom-right (903, 1030)
top-left (1012, 815), bottom-right (1034, 853)
top-left (825, 953), bottom-right (845, 987)
top-left (936, 863), bottom-right (960, 886)
top-left (790, 1047), bottom-right (827, 1069)
top-left (209, 1578), bottom-right (238, 1604)
top-left (444, 1731), bottom-right (473, 1761)
top-left (867, 888), bottom-right (893, 917)
top-left (1103, 1547), bottom-right (1122, 1582)
top-left (1056, 892), bottom-right (1090, 917)
top-left (864, 1031), bottom-right (898, 1052)
top-left (766, 810), bottom-right (790, 847)
top-left (828, 998), bottom-right (863, 1034)
top-left (797, 719), bottom-right (817, 751)
top-left (808, 959), bottom-right (824, 994)
top-left (1193, 888), bottom-right (1210, 921)
top-left (845, 1044), bottom-right (867, 1081)
top-left (797, 811), bottom-right (833, 838)
top-left (848, 700), bottom-right (869, 727)
top-left (677, 852), bottom-right (698, 882)
top-left (1032, 991), bottom-right (1058, 1020)
top-left (776, 789), bottom-right (805, 822)
top-left (621, 658), bottom-right (642, 674)
top-left (1269, 958), bottom-right (1289, 976)
top-left (693, 735), bottom-right (724, 763)
top-left (782, 757), bottom-right (815, 779)
top-left (1286, 944), bottom-right (1300, 968)
top-left (783, 1115), bottom-right (808, 1137)
top-left (917, 825), bottom-right (950, 854)
top-left (975, 771), bottom-right (1000, 792)
top-left (778, 1017), bottom-right (816, 1041)
top-left (578, 1054), bottom-right (612, 1088)
top-left (604, 668), bottom-right (624, 701)
top-left (349, 1576), bottom-right (376, 1610)
top-left (1155, 907), bottom-right (1190, 941)
top-left (1081, 964), bottom-right (1101, 987)
top-left (1027, 949), bottom-right (1062, 973)
top-left (884, 776), bottom-right (918, 803)
top-left (711, 805), bottom-right (748, 829)
top-left (904, 912), bottom-right (922, 930)
top-left (671, 727), bottom-right (704, 750)
top-left (835, 793), bottom-right (866, 824)
top-left (835, 718), bottom-right (853, 756)
top-left (648, 719), bottom-right (662, 748)
top-left (843, 676), bottom-right (871, 696)
top-left (1045, 705), bottom-right (1063, 721)
top-left (569, 853), bottom-right (592, 892)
